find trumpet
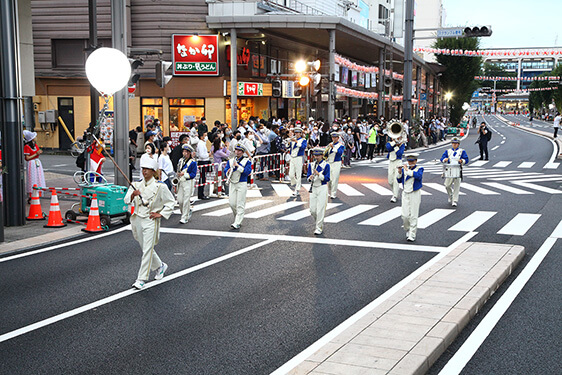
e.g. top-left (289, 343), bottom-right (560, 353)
top-left (387, 120), bottom-right (405, 139)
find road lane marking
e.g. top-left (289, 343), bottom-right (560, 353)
top-left (498, 213), bottom-right (541, 236)
top-left (492, 161), bottom-right (511, 168)
top-left (439, 236), bottom-right (558, 375)
top-left (543, 162), bottom-right (560, 169)
top-left (481, 182), bottom-right (533, 195)
top-left (362, 183), bottom-right (393, 195)
top-left (271, 183), bottom-right (294, 197)
top-left (246, 188), bottom-right (263, 198)
top-left (448, 211), bottom-right (497, 232)
top-left (517, 162), bottom-right (535, 168)
top-left (512, 181), bottom-right (562, 194)
top-left (245, 201), bottom-right (305, 218)
top-left (358, 207), bottom-right (402, 226)
top-left (337, 183), bottom-right (364, 196)
top-left (324, 204), bottom-right (377, 223)
top-left (491, 146), bottom-right (500, 151)
top-left (551, 220), bottom-right (562, 238)
top-left (418, 209), bottom-right (454, 229)
top-left (488, 173), bottom-right (549, 181)
top-left (424, 182), bottom-right (466, 195)
top-left (203, 200), bottom-right (272, 216)
top-left (0, 239), bottom-right (275, 344)
top-left (469, 160), bottom-right (489, 167)
top-left (461, 183), bottom-right (501, 195)
top-left (278, 203), bottom-right (341, 221)
top-left (192, 199), bottom-right (230, 212)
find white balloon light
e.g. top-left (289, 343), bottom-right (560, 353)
top-left (85, 47), bottom-right (131, 96)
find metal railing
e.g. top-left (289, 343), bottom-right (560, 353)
top-left (262, 0), bottom-right (327, 16)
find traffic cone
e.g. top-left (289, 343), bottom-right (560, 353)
top-left (459, 128), bottom-right (465, 136)
top-left (27, 184), bottom-right (45, 221)
top-left (82, 194), bottom-right (103, 233)
top-left (44, 190), bottom-right (67, 228)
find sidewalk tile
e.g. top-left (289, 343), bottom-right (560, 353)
top-left (427, 321), bottom-right (458, 347)
top-left (352, 335), bottom-right (418, 352)
top-left (288, 360), bottom-right (320, 375)
top-left (388, 301), bottom-right (451, 320)
top-left (388, 353), bottom-right (428, 375)
top-left (328, 343), bottom-right (398, 371)
top-left (441, 308), bottom-right (471, 332)
top-left (410, 336), bottom-right (445, 368)
top-left (314, 361), bottom-right (386, 375)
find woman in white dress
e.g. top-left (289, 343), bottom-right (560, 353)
top-left (23, 130), bottom-right (46, 201)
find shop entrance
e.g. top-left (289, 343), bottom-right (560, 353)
top-left (57, 97), bottom-right (74, 150)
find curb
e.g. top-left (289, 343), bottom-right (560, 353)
top-left (499, 117), bottom-right (562, 159)
top-left (287, 242), bottom-right (525, 375)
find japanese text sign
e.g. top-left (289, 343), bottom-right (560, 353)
top-left (173, 34), bottom-right (219, 76)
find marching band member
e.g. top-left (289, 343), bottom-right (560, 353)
top-left (124, 154), bottom-right (175, 290)
top-left (397, 153), bottom-right (424, 242)
top-left (288, 127), bottom-right (307, 197)
top-left (307, 147), bottom-right (331, 235)
top-left (440, 137), bottom-right (469, 207)
top-left (386, 135), bottom-right (406, 203)
top-left (176, 144), bottom-right (198, 224)
top-left (326, 132), bottom-right (344, 199)
top-left (224, 144), bottom-right (252, 229)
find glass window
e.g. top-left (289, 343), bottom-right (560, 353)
top-left (141, 97), bottom-right (163, 130)
top-left (169, 98), bottom-right (205, 132)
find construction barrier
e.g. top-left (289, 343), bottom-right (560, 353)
top-left (44, 190), bottom-right (67, 228)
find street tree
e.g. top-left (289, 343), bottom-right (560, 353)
top-left (433, 37), bottom-right (482, 125)
top-left (529, 62), bottom-right (562, 113)
top-left (480, 62), bottom-right (517, 91)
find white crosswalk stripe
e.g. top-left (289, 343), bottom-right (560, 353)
top-left (512, 181), bottom-right (562, 194)
top-left (324, 204), bottom-right (377, 223)
top-left (448, 211), bottom-right (497, 232)
top-left (482, 182), bottom-right (533, 195)
top-left (278, 203), bottom-right (342, 221)
top-left (493, 161), bottom-right (512, 168)
top-left (358, 207), bottom-right (402, 226)
top-left (337, 183), bottom-right (364, 196)
top-left (245, 201), bottom-right (305, 219)
top-left (192, 199), bottom-right (229, 212)
top-left (517, 162), bottom-right (535, 168)
top-left (487, 173), bottom-right (545, 181)
top-left (470, 160), bottom-right (489, 167)
top-left (204, 199), bottom-right (273, 216)
top-left (246, 188), bottom-right (263, 198)
top-left (424, 182), bottom-right (466, 195)
top-left (417, 209), bottom-right (455, 229)
top-left (551, 220), bottom-right (562, 238)
top-left (498, 213), bottom-right (541, 236)
top-left (461, 183), bottom-right (501, 195)
top-left (271, 183), bottom-right (294, 197)
top-left (363, 183), bottom-right (393, 195)
top-left (544, 162), bottom-right (560, 170)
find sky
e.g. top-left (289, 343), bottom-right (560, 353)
top-left (442, 0), bottom-right (562, 49)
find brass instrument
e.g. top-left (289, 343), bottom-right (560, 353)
top-left (308, 161), bottom-right (320, 193)
top-left (225, 158), bottom-right (238, 184)
top-left (387, 120), bottom-right (405, 140)
top-left (323, 144), bottom-right (333, 161)
top-left (169, 172), bottom-right (179, 186)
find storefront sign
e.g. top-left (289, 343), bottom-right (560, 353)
top-left (172, 34), bottom-right (219, 76)
top-left (170, 131), bottom-right (189, 147)
top-left (238, 82), bottom-right (263, 96)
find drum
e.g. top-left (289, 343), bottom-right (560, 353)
top-left (444, 164), bottom-right (461, 178)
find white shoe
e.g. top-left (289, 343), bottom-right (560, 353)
top-left (179, 219), bottom-right (187, 224)
top-left (314, 229), bottom-right (322, 235)
top-left (187, 209), bottom-right (193, 221)
top-left (231, 223), bottom-right (240, 229)
top-left (132, 280), bottom-right (145, 290)
top-left (452, 202), bottom-right (457, 207)
top-left (291, 190), bottom-right (299, 197)
top-left (330, 195), bottom-right (336, 199)
top-left (407, 236), bottom-right (415, 242)
top-left (154, 262), bottom-right (168, 280)
top-left (390, 197), bottom-right (397, 203)
top-left (447, 196), bottom-right (452, 204)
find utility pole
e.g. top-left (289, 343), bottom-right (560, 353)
top-left (328, 29), bottom-right (336, 125)
top-left (230, 29), bottom-right (238, 131)
top-left (111, 0), bottom-right (129, 187)
top-left (403, 0), bottom-right (414, 124)
top-left (88, 0), bottom-right (99, 136)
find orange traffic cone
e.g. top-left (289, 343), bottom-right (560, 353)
top-left (82, 194), bottom-right (103, 233)
top-left (44, 190), bottom-right (67, 228)
top-left (459, 129), bottom-right (465, 136)
top-left (27, 184), bottom-right (45, 221)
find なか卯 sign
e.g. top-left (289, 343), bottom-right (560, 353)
top-left (173, 34), bottom-right (219, 76)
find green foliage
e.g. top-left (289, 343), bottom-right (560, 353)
top-left (480, 62), bottom-right (517, 91)
top-left (529, 62), bottom-right (562, 112)
top-left (433, 37), bottom-right (483, 125)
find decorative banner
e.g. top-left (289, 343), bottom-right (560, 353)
top-left (475, 76), bottom-right (560, 81)
top-left (172, 34), bottom-right (219, 76)
top-left (482, 87), bottom-right (559, 93)
top-left (238, 82), bottom-right (263, 96)
top-left (335, 84), bottom-right (378, 99)
top-left (335, 54), bottom-right (379, 74)
top-left (414, 47), bottom-right (562, 57)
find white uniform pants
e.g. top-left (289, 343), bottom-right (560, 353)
top-left (289, 156), bottom-right (303, 191)
top-left (328, 161), bottom-right (341, 197)
top-left (388, 159), bottom-right (401, 199)
top-left (177, 179), bottom-right (194, 222)
top-left (444, 177), bottom-right (461, 204)
top-left (229, 181), bottom-right (248, 226)
top-left (131, 215), bottom-right (163, 281)
top-left (402, 189), bottom-right (421, 240)
top-left (310, 184), bottom-right (328, 233)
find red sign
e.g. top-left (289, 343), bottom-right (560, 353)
top-left (172, 34), bottom-right (219, 76)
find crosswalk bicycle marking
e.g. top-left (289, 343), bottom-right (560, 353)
top-left (517, 162), bottom-right (535, 168)
top-left (358, 207), bottom-right (402, 226)
top-left (493, 161), bottom-right (512, 168)
top-left (498, 213), bottom-right (541, 236)
top-left (337, 183), bottom-right (365, 196)
top-left (512, 181), bottom-right (562, 194)
top-left (277, 203), bottom-right (342, 221)
top-left (417, 209), bottom-right (455, 229)
top-left (460, 183), bottom-right (501, 195)
top-left (448, 211), bottom-right (497, 232)
top-left (245, 201), bottom-right (305, 219)
top-left (424, 182), bottom-right (466, 195)
top-left (203, 199), bottom-right (273, 216)
top-left (324, 204), bottom-right (377, 223)
top-left (482, 182), bottom-right (534, 195)
top-left (271, 183), bottom-right (294, 197)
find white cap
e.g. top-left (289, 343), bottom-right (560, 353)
top-left (140, 154), bottom-right (158, 171)
top-left (23, 130), bottom-right (37, 143)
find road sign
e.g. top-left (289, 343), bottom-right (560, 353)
top-left (436, 28), bottom-right (463, 38)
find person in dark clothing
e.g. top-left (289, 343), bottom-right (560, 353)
top-left (170, 134), bottom-right (189, 168)
top-left (197, 117), bottom-right (208, 136)
top-left (477, 122), bottom-right (491, 160)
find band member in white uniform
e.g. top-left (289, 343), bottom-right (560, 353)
top-left (288, 127), bottom-right (307, 197)
top-left (124, 155), bottom-right (176, 289)
top-left (386, 136), bottom-right (406, 203)
top-left (326, 132), bottom-right (344, 199)
top-left (176, 144), bottom-right (198, 224)
top-left (307, 148), bottom-right (331, 235)
top-left (440, 137), bottom-right (469, 207)
top-left (224, 144), bottom-right (252, 229)
top-left (397, 153), bottom-right (424, 242)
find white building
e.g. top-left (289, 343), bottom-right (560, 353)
top-left (413, 0), bottom-right (445, 61)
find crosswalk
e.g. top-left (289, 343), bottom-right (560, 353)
top-left (364, 157), bottom-right (560, 171)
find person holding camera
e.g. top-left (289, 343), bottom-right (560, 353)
top-left (476, 122), bottom-right (491, 160)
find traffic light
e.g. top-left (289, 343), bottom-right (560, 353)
top-left (311, 73), bottom-right (321, 95)
top-left (128, 58), bottom-right (143, 86)
top-left (155, 61), bottom-right (173, 88)
top-left (293, 81), bottom-right (303, 97)
top-left (272, 79), bottom-right (282, 97)
top-left (463, 26), bottom-right (492, 37)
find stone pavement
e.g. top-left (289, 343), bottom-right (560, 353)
top-left (288, 242), bottom-right (525, 375)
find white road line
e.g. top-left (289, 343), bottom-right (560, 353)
top-left (358, 207), bottom-right (402, 226)
top-left (245, 201), bottom-right (305, 219)
top-left (543, 162), bottom-right (560, 169)
top-left (324, 204), bottom-right (377, 223)
top-left (512, 181), bottom-right (562, 194)
top-left (337, 183), bottom-right (364, 196)
top-left (438, 236), bottom-right (558, 375)
top-left (362, 183), bottom-right (393, 195)
top-left (278, 203), bottom-right (341, 221)
top-left (192, 199), bottom-right (230, 212)
top-left (517, 162), bottom-right (535, 168)
top-left (418, 209), bottom-right (455, 229)
top-left (482, 182), bottom-right (533, 195)
top-left (0, 239), bottom-right (275, 344)
top-left (492, 161), bottom-right (512, 168)
top-left (246, 189), bottom-right (263, 198)
top-left (488, 173), bottom-right (549, 181)
top-left (203, 200), bottom-right (272, 216)
top-left (491, 146), bottom-right (500, 151)
top-left (271, 183), bottom-right (294, 197)
top-left (464, 171), bottom-right (526, 179)
top-left (498, 213), bottom-right (541, 235)
top-left (461, 183), bottom-right (501, 195)
top-left (424, 182), bottom-right (466, 195)
top-left (551, 220), bottom-right (562, 238)
top-left (448, 211), bottom-right (497, 232)
top-left (500, 141), bottom-right (505, 144)
top-left (470, 160), bottom-right (489, 167)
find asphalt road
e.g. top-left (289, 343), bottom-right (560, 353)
top-left (1, 117), bottom-right (560, 374)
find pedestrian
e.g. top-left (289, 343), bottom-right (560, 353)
top-left (441, 137), bottom-right (469, 207)
top-left (170, 134), bottom-right (189, 168)
top-left (288, 127), bottom-right (307, 197)
top-left (326, 131), bottom-right (344, 199)
top-left (144, 130), bottom-right (157, 151)
top-left (157, 142), bottom-right (174, 191)
top-left (553, 112), bottom-right (561, 138)
top-left (124, 154), bottom-right (175, 290)
top-left (308, 147), bottom-right (331, 235)
top-left (476, 122), bottom-right (491, 160)
top-left (23, 130), bottom-right (46, 201)
top-left (367, 125), bottom-right (377, 161)
top-left (386, 135), bottom-right (405, 203)
top-left (210, 136), bottom-right (230, 195)
top-left (225, 144), bottom-right (252, 229)
top-left (342, 128), bottom-right (354, 168)
top-left (176, 144), bottom-right (197, 224)
top-left (397, 153), bottom-right (424, 242)
top-left (359, 121), bottom-right (368, 159)
top-left (196, 132), bottom-right (211, 200)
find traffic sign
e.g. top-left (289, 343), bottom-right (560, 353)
top-left (436, 28), bottom-right (463, 38)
